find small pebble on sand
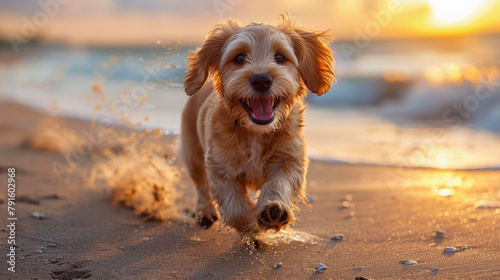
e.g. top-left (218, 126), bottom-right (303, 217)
top-left (332, 234), bottom-right (344, 240)
top-left (273, 262), bottom-right (283, 268)
top-left (474, 200), bottom-right (500, 209)
top-left (431, 267), bottom-right (439, 272)
top-left (46, 244), bottom-right (57, 248)
top-left (341, 201), bottom-right (351, 208)
top-left (355, 277), bottom-right (372, 280)
top-left (444, 247), bottom-right (456, 253)
top-left (435, 230), bottom-right (444, 236)
top-left (401, 260), bottom-right (418, 265)
top-left (316, 263), bottom-right (327, 270)
top-left (31, 212), bottom-right (45, 219)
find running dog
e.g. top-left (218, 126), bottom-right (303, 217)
top-left (181, 14), bottom-right (335, 236)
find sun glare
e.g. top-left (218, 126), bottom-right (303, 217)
top-left (424, 0), bottom-right (490, 26)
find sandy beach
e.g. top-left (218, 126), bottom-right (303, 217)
top-left (0, 100), bottom-right (499, 279)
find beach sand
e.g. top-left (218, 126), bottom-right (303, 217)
top-left (0, 101), bottom-right (499, 279)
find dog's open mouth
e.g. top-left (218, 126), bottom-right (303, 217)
top-left (240, 97), bottom-right (280, 125)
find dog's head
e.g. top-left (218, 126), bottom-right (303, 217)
top-left (184, 14), bottom-right (335, 133)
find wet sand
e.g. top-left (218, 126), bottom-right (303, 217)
top-left (0, 101), bottom-right (499, 279)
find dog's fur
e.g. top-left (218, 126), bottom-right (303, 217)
top-left (181, 14), bottom-right (335, 235)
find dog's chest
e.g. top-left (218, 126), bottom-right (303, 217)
top-left (229, 136), bottom-right (273, 183)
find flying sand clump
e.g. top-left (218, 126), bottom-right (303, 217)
top-left (84, 81), bottom-right (183, 221)
top-left (89, 130), bottom-right (182, 221)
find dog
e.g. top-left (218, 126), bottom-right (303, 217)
top-left (181, 14), bottom-right (335, 236)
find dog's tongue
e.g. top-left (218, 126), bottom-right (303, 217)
top-left (250, 98), bottom-right (273, 120)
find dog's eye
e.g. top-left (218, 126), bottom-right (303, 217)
top-left (233, 54), bottom-right (246, 65)
top-left (274, 53), bottom-right (286, 63)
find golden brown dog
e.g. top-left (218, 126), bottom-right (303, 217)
top-left (181, 14), bottom-right (335, 236)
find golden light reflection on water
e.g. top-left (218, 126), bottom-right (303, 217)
top-left (307, 114), bottom-right (500, 170)
top-left (437, 187), bottom-right (455, 197)
top-left (382, 61), bottom-right (499, 86)
top-left (423, 63), bottom-right (499, 85)
top-left (430, 172), bottom-right (475, 197)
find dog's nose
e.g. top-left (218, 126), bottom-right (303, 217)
top-left (250, 74), bottom-right (273, 92)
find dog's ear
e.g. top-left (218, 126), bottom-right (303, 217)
top-left (184, 20), bottom-right (240, 96)
top-left (286, 27), bottom-right (336, 96)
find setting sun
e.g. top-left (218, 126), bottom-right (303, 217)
top-left (424, 0), bottom-right (491, 26)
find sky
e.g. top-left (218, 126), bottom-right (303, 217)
top-left (1, 0), bottom-right (500, 46)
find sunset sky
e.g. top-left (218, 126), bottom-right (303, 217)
top-left (1, 0), bottom-right (500, 46)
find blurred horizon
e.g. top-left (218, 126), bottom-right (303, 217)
top-left (1, 0), bottom-right (500, 47)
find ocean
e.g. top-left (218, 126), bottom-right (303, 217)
top-left (1, 34), bottom-right (500, 170)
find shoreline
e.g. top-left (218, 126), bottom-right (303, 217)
top-left (2, 98), bottom-right (500, 173)
top-left (0, 100), bottom-right (499, 279)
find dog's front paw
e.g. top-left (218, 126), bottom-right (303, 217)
top-left (195, 212), bottom-right (218, 229)
top-left (194, 202), bottom-right (219, 229)
top-left (256, 201), bottom-right (294, 232)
